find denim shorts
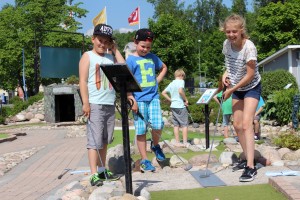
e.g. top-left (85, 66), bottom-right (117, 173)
top-left (232, 82), bottom-right (261, 100)
top-left (222, 114), bottom-right (232, 126)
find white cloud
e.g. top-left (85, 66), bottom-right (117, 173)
top-left (85, 28), bottom-right (94, 36)
top-left (118, 28), bottom-right (135, 33)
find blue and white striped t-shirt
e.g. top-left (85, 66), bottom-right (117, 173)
top-left (222, 39), bottom-right (261, 91)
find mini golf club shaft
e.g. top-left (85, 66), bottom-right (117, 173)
top-left (186, 107), bottom-right (199, 128)
top-left (136, 111), bottom-right (192, 171)
top-left (202, 86), bottom-right (226, 177)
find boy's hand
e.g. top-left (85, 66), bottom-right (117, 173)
top-left (184, 100), bottom-right (188, 106)
top-left (82, 103), bottom-right (90, 118)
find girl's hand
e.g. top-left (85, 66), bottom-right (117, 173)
top-left (222, 88), bottom-right (233, 101)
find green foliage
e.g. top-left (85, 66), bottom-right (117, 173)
top-left (0, 116), bottom-right (6, 125)
top-left (65, 75), bottom-right (79, 85)
top-left (0, 93), bottom-right (44, 122)
top-left (264, 88), bottom-right (299, 125)
top-left (273, 132), bottom-right (300, 150)
top-left (149, 14), bottom-right (198, 78)
top-left (261, 69), bottom-right (299, 100)
top-left (0, 0), bottom-right (88, 94)
top-left (251, 1), bottom-right (300, 60)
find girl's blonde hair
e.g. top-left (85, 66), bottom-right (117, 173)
top-left (219, 14), bottom-right (249, 39)
top-left (174, 69), bottom-right (186, 78)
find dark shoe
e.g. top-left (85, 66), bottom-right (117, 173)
top-left (140, 159), bottom-right (155, 172)
top-left (98, 169), bottom-right (120, 181)
top-left (151, 144), bottom-right (166, 161)
top-left (232, 160), bottom-right (247, 172)
top-left (239, 166), bottom-right (257, 182)
top-left (90, 173), bottom-right (103, 186)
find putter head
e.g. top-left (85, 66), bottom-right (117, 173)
top-left (183, 164), bottom-right (193, 171)
top-left (192, 123), bottom-right (200, 128)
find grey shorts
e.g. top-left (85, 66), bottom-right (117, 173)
top-left (86, 104), bottom-right (115, 149)
top-left (171, 107), bottom-right (188, 127)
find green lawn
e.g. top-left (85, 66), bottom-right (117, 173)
top-left (0, 133), bottom-right (8, 139)
top-left (109, 127), bottom-right (226, 161)
top-left (150, 184), bottom-right (287, 200)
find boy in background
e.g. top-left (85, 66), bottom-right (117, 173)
top-left (126, 28), bottom-right (167, 172)
top-left (162, 69), bottom-right (189, 147)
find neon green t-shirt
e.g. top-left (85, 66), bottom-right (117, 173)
top-left (217, 91), bottom-right (232, 115)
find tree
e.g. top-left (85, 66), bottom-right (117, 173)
top-left (0, 0), bottom-right (87, 95)
top-left (251, 0), bottom-right (300, 60)
top-left (231, 0), bottom-right (247, 17)
top-left (148, 14), bottom-right (198, 78)
top-left (147, 0), bottom-right (185, 19)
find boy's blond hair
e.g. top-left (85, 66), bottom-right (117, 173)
top-left (174, 69), bottom-right (185, 78)
top-left (219, 14), bottom-right (249, 39)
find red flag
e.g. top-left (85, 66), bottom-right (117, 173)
top-left (128, 7), bottom-right (139, 26)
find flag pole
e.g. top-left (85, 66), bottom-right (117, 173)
top-left (138, 6), bottom-right (140, 29)
top-left (105, 6), bottom-right (107, 24)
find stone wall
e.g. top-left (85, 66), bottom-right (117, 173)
top-left (44, 84), bottom-right (82, 123)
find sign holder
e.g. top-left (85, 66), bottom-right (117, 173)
top-left (100, 63), bottom-right (142, 194)
top-left (196, 88), bottom-right (218, 149)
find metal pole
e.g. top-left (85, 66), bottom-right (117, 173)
top-left (198, 40), bottom-right (201, 86)
top-left (120, 76), bottom-right (133, 194)
top-left (204, 104), bottom-right (210, 149)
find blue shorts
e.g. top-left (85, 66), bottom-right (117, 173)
top-left (232, 83), bottom-right (261, 100)
top-left (222, 114), bottom-right (232, 126)
top-left (133, 99), bottom-right (164, 135)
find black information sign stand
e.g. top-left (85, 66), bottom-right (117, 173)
top-left (100, 64), bottom-right (142, 194)
top-left (196, 88), bottom-right (218, 149)
top-left (292, 94), bottom-right (300, 129)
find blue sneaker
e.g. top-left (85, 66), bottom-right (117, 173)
top-left (151, 144), bottom-right (166, 161)
top-left (140, 159), bottom-right (155, 172)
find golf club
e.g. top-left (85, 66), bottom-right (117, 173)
top-left (136, 110), bottom-right (193, 171)
top-left (200, 85), bottom-right (227, 178)
top-left (186, 107), bottom-right (200, 128)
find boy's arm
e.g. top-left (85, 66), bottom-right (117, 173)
top-left (111, 42), bottom-right (125, 63)
top-left (255, 106), bottom-right (264, 116)
top-left (213, 95), bottom-right (221, 105)
top-left (178, 88), bottom-right (188, 106)
top-left (161, 90), bottom-right (171, 102)
top-left (156, 63), bottom-right (167, 84)
top-left (127, 92), bottom-right (138, 113)
top-left (79, 53), bottom-right (90, 118)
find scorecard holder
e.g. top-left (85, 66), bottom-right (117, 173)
top-left (100, 63), bottom-right (142, 194)
top-left (196, 88), bottom-right (218, 149)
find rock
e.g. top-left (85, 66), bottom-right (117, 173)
top-left (278, 148), bottom-right (291, 159)
top-left (282, 152), bottom-right (299, 161)
top-left (219, 152), bottom-right (238, 165)
top-left (169, 155), bottom-right (188, 168)
top-left (188, 154), bottom-right (218, 166)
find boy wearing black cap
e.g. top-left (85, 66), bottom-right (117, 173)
top-left (126, 28), bottom-right (168, 172)
top-left (79, 24), bottom-right (125, 186)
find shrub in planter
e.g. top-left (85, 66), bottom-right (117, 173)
top-left (273, 132), bottom-right (300, 150)
top-left (261, 69), bottom-right (298, 100)
top-left (264, 88), bottom-right (299, 125)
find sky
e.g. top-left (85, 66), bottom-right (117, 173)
top-left (0, 0), bottom-right (256, 36)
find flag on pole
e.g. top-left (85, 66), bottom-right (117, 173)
top-left (93, 7), bottom-right (107, 26)
top-left (128, 7), bottom-right (139, 26)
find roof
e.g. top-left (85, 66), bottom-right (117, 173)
top-left (257, 45), bottom-right (300, 67)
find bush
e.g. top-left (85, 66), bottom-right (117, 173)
top-left (261, 69), bottom-right (298, 100)
top-left (273, 132), bottom-right (300, 150)
top-left (0, 92), bottom-right (44, 123)
top-left (263, 88), bottom-right (299, 125)
top-left (65, 75), bottom-right (79, 85)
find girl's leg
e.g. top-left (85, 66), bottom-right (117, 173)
top-left (173, 126), bottom-right (180, 143)
top-left (242, 97), bottom-right (258, 168)
top-left (232, 98), bottom-right (247, 155)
